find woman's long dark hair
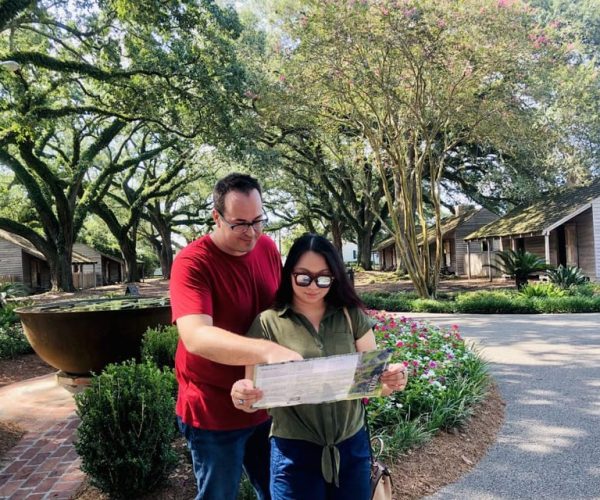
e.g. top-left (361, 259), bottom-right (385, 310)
top-left (273, 233), bottom-right (364, 310)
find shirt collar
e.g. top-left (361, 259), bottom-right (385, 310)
top-left (277, 303), bottom-right (341, 318)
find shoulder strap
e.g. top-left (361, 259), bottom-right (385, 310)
top-left (342, 307), bottom-right (353, 336)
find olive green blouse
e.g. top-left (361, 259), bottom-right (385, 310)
top-left (247, 305), bottom-right (374, 485)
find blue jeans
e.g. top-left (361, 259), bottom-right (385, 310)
top-left (270, 427), bottom-right (371, 500)
top-left (177, 417), bottom-right (271, 500)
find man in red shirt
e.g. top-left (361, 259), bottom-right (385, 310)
top-left (170, 173), bottom-right (302, 500)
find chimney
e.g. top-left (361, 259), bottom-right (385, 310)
top-left (454, 204), bottom-right (469, 216)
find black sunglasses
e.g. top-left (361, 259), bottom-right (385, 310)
top-left (292, 272), bottom-right (334, 288)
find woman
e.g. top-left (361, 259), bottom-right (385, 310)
top-left (231, 233), bottom-right (408, 500)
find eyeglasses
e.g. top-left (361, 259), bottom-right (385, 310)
top-left (292, 272), bottom-right (334, 288)
top-left (218, 211), bottom-right (268, 234)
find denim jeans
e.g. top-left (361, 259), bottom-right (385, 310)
top-left (270, 427), bottom-right (371, 500)
top-left (177, 417), bottom-right (271, 500)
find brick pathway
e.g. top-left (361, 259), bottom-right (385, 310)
top-left (0, 374), bottom-right (85, 499)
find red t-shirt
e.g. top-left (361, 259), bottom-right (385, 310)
top-left (170, 234), bottom-right (281, 430)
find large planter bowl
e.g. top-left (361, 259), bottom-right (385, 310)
top-left (15, 297), bottom-right (171, 375)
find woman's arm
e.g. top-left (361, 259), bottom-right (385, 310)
top-left (231, 365), bottom-right (261, 413)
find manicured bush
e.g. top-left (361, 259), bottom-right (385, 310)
top-left (519, 282), bottom-right (566, 298)
top-left (570, 283), bottom-right (599, 297)
top-left (141, 325), bottom-right (179, 370)
top-left (361, 288), bottom-right (600, 314)
top-left (531, 295), bottom-right (600, 313)
top-left (453, 290), bottom-right (535, 313)
top-left (361, 292), bottom-right (413, 312)
top-left (367, 312), bottom-right (489, 456)
top-left (410, 298), bottom-right (454, 313)
top-left (0, 324), bottom-right (33, 359)
top-left (75, 360), bottom-right (178, 498)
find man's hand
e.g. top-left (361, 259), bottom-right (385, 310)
top-left (231, 379), bottom-right (262, 413)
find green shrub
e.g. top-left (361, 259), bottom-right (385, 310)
top-left (411, 298), bottom-right (454, 313)
top-left (454, 290), bottom-right (535, 313)
top-left (75, 360), bottom-right (178, 498)
top-left (0, 304), bottom-right (19, 327)
top-left (519, 282), bottom-right (566, 298)
top-left (531, 295), bottom-right (600, 313)
top-left (361, 292), bottom-right (412, 312)
top-left (570, 283), bottom-right (598, 297)
top-left (0, 324), bottom-right (33, 359)
top-left (546, 265), bottom-right (588, 289)
top-left (141, 325), bottom-right (179, 370)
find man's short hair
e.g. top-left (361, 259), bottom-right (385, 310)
top-left (213, 173), bottom-right (262, 215)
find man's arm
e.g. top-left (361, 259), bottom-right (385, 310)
top-left (176, 314), bottom-right (303, 365)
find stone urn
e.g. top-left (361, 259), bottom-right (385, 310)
top-left (16, 297), bottom-right (171, 376)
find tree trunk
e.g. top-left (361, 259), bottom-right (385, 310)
top-left (47, 252), bottom-right (75, 292)
top-left (357, 229), bottom-right (373, 270)
top-left (120, 238), bottom-right (140, 282)
top-left (159, 234), bottom-right (174, 279)
top-left (330, 220), bottom-right (343, 259)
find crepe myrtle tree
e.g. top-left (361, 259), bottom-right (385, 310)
top-left (276, 0), bottom-right (593, 297)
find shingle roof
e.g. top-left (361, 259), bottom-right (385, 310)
top-left (375, 207), bottom-right (480, 251)
top-left (465, 179), bottom-right (600, 240)
top-left (0, 229), bottom-right (95, 264)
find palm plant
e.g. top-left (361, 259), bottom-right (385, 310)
top-left (486, 249), bottom-right (549, 290)
top-left (546, 265), bottom-right (587, 289)
top-left (0, 282), bottom-right (30, 308)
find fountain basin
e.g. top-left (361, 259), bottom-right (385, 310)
top-left (16, 297), bottom-right (171, 375)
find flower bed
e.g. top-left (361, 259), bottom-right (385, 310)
top-left (367, 311), bottom-right (489, 458)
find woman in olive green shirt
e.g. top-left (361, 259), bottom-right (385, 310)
top-left (231, 234), bottom-right (408, 500)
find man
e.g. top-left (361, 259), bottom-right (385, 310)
top-left (170, 173), bottom-right (302, 500)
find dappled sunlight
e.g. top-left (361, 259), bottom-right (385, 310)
top-left (588, 467), bottom-right (600, 477)
top-left (517, 398), bottom-right (554, 405)
top-left (480, 342), bottom-right (600, 367)
top-left (504, 422), bottom-right (585, 454)
top-left (581, 402), bottom-right (600, 417)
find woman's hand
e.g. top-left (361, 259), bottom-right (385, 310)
top-left (231, 378), bottom-right (263, 413)
top-left (380, 363), bottom-right (409, 397)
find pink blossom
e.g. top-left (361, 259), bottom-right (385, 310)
top-left (436, 19), bottom-right (446, 29)
top-left (279, 74), bottom-right (286, 83)
top-left (362, 397), bottom-right (370, 404)
top-left (412, 360), bottom-right (419, 367)
top-left (497, 0), bottom-right (513, 8)
top-left (429, 361), bottom-right (437, 368)
top-left (396, 340), bottom-right (404, 347)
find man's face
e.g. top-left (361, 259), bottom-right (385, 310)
top-left (212, 189), bottom-right (265, 256)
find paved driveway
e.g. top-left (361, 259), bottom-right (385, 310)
top-left (402, 313), bottom-right (600, 500)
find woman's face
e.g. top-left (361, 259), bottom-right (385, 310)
top-left (291, 250), bottom-right (333, 307)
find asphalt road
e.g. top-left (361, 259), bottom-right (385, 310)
top-left (402, 313), bottom-right (600, 500)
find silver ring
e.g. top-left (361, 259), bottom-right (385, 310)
top-left (238, 399), bottom-right (245, 405)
